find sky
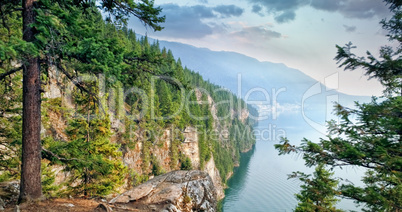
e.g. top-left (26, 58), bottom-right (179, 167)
top-left (128, 0), bottom-right (396, 96)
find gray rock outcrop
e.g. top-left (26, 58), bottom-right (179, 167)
top-left (110, 170), bottom-right (217, 212)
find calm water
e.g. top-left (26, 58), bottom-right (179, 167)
top-left (222, 118), bottom-right (364, 212)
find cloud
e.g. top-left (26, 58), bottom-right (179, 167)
top-left (274, 10), bottom-right (296, 23)
top-left (252, 4), bottom-right (265, 16)
top-left (232, 25), bottom-right (282, 43)
top-left (246, 0), bottom-right (389, 23)
top-left (309, 0), bottom-right (341, 11)
top-left (153, 4), bottom-right (246, 39)
top-left (213, 5), bottom-right (244, 18)
top-left (252, 5), bottom-right (262, 13)
top-left (247, 0), bottom-right (310, 23)
top-left (311, 0), bottom-right (389, 19)
top-left (197, 0), bottom-right (208, 3)
top-left (248, 0), bottom-right (309, 12)
top-left (157, 4), bottom-right (215, 39)
top-left (343, 24), bottom-right (356, 32)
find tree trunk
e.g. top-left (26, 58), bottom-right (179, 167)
top-left (19, 0), bottom-right (43, 203)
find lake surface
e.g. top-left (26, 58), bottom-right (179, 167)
top-left (222, 117), bottom-right (365, 212)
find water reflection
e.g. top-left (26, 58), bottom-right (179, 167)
top-left (223, 117), bottom-right (364, 212)
top-left (224, 144), bottom-right (256, 198)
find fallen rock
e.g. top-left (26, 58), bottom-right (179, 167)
top-left (110, 170), bottom-right (217, 212)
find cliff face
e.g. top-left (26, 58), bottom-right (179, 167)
top-left (43, 68), bottom-right (227, 200)
top-left (121, 127), bottom-right (200, 174)
top-left (203, 155), bottom-right (225, 200)
top-left (119, 126), bottom-right (225, 200)
top-left (110, 170), bottom-right (217, 212)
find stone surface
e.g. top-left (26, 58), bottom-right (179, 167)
top-left (110, 170), bottom-right (217, 212)
top-left (202, 155), bottom-right (225, 200)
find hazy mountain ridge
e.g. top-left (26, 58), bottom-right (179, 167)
top-left (146, 38), bottom-right (372, 135)
top-left (154, 39), bottom-right (371, 108)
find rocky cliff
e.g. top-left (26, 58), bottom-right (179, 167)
top-left (120, 126), bottom-right (225, 200)
top-left (42, 67), bottom-right (229, 200)
top-left (110, 170), bottom-right (217, 212)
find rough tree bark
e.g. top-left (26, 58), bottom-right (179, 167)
top-left (19, 0), bottom-right (43, 203)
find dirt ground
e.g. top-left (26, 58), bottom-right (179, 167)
top-left (3, 198), bottom-right (107, 212)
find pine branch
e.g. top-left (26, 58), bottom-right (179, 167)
top-left (42, 147), bottom-right (82, 162)
top-left (0, 67), bottom-right (22, 81)
top-left (55, 60), bottom-right (106, 114)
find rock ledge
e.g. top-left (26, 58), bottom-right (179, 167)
top-left (110, 170), bottom-right (217, 212)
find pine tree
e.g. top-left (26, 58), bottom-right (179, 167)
top-left (292, 164), bottom-right (343, 212)
top-left (0, 0), bottom-right (165, 201)
top-left (157, 81), bottom-right (173, 119)
top-left (43, 104), bottom-right (127, 197)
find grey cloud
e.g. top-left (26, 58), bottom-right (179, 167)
top-left (310, 0), bottom-right (389, 19)
top-left (213, 5), bottom-right (244, 18)
top-left (248, 0), bottom-right (309, 12)
top-left (252, 5), bottom-right (262, 13)
top-left (246, 0), bottom-right (389, 23)
top-left (191, 5), bottom-right (215, 18)
top-left (247, 0), bottom-right (310, 23)
top-left (252, 5), bottom-right (264, 16)
top-left (343, 24), bottom-right (356, 32)
top-left (274, 10), bottom-right (296, 23)
top-left (158, 4), bottom-right (214, 39)
top-left (233, 26), bottom-right (282, 41)
top-left (157, 4), bottom-right (243, 39)
top-left (310, 0), bottom-right (341, 11)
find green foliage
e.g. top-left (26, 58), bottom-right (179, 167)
top-left (41, 160), bottom-right (60, 198)
top-left (98, 0), bottom-right (165, 30)
top-left (129, 171), bottom-right (149, 187)
top-left (183, 194), bottom-right (192, 204)
top-left (180, 157), bottom-right (193, 171)
top-left (43, 102), bottom-right (127, 197)
top-left (151, 155), bottom-right (165, 176)
top-left (198, 130), bottom-right (211, 169)
top-left (291, 164), bottom-right (343, 212)
top-left (0, 70), bottom-right (22, 181)
top-left (170, 130), bottom-right (183, 170)
top-left (212, 140), bottom-right (233, 183)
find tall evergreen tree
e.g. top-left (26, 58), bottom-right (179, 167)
top-left (0, 0), bottom-right (164, 202)
top-left (157, 80), bottom-right (173, 118)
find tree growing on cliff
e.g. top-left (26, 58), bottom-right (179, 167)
top-left (275, 0), bottom-right (401, 211)
top-left (42, 89), bottom-right (127, 196)
top-left (181, 157), bottom-right (193, 171)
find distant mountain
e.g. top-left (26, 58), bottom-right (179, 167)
top-left (150, 38), bottom-right (371, 133)
top-left (158, 40), bottom-right (317, 102)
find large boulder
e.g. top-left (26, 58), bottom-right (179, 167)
top-left (110, 170), bottom-right (217, 212)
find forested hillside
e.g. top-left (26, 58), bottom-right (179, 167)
top-left (0, 0), bottom-right (257, 200)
